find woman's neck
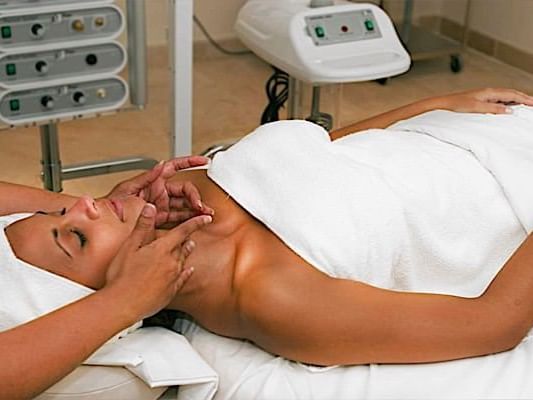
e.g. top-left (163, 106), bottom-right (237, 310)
top-left (164, 169), bottom-right (250, 333)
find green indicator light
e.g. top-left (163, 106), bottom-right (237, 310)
top-left (6, 63), bottom-right (16, 76)
top-left (1, 26), bottom-right (12, 39)
top-left (364, 19), bottom-right (375, 31)
top-left (315, 26), bottom-right (325, 38)
top-left (9, 99), bottom-right (20, 112)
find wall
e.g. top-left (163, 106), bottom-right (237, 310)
top-left (116, 0), bottom-right (246, 47)
top-left (120, 0), bottom-right (442, 47)
top-left (441, 0), bottom-right (533, 54)
top-left (120, 0), bottom-right (533, 64)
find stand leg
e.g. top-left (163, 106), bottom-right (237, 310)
top-left (287, 76), bottom-right (302, 119)
top-left (40, 123), bottom-right (63, 192)
top-left (168, 0), bottom-right (193, 157)
top-left (401, 0), bottom-right (413, 44)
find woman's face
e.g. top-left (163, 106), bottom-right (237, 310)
top-left (5, 195), bottom-right (146, 289)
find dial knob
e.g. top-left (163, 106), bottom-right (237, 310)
top-left (31, 23), bottom-right (45, 38)
top-left (72, 91), bottom-right (86, 105)
top-left (40, 95), bottom-right (54, 109)
top-left (35, 60), bottom-right (48, 74)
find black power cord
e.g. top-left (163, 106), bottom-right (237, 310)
top-left (260, 67), bottom-right (289, 125)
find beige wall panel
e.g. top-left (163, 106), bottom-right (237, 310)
top-left (442, 0), bottom-right (533, 53)
top-left (193, 0), bottom-right (247, 42)
top-left (118, 0), bottom-right (247, 46)
top-left (129, 0), bottom-right (446, 47)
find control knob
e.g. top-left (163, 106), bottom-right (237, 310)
top-left (40, 95), bottom-right (54, 109)
top-left (31, 23), bottom-right (45, 38)
top-left (35, 60), bottom-right (49, 74)
top-left (72, 91), bottom-right (86, 105)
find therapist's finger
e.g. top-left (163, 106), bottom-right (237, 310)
top-left (168, 196), bottom-right (215, 217)
top-left (124, 203), bottom-right (157, 250)
top-left (174, 267), bottom-right (194, 292)
top-left (167, 181), bottom-right (204, 213)
top-left (168, 197), bottom-right (189, 210)
top-left (159, 156), bottom-right (210, 180)
top-left (169, 155), bottom-right (209, 171)
top-left (176, 240), bottom-right (195, 268)
top-left (131, 162), bottom-right (165, 197)
top-left (159, 214), bottom-right (212, 251)
top-left (166, 209), bottom-right (197, 224)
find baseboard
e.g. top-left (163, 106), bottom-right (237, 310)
top-left (418, 16), bottom-right (533, 75)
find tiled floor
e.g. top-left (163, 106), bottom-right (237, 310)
top-left (1, 46), bottom-right (533, 197)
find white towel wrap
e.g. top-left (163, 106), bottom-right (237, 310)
top-left (208, 113), bottom-right (529, 297)
top-left (0, 212), bottom-right (97, 332)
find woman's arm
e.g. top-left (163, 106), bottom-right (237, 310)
top-left (0, 181), bottom-right (77, 215)
top-left (330, 88), bottom-right (533, 140)
top-left (241, 234), bottom-right (533, 366)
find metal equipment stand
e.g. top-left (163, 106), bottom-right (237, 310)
top-left (401, 0), bottom-right (471, 73)
top-left (287, 76), bottom-right (302, 120)
top-left (40, 123), bottom-right (157, 192)
top-left (168, 0), bottom-right (193, 157)
top-left (39, 0), bottom-right (157, 192)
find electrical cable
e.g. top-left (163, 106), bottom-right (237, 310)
top-left (260, 67), bottom-right (289, 125)
top-left (193, 15), bottom-right (252, 56)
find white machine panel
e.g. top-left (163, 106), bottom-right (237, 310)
top-left (0, 1), bottom-right (129, 127)
top-left (305, 8), bottom-right (381, 45)
top-left (235, 0), bottom-right (410, 83)
top-left (0, 1), bottom-right (113, 11)
top-left (0, 41), bottom-right (126, 89)
top-left (0, 76), bottom-right (128, 125)
top-left (0, 4), bottom-right (124, 51)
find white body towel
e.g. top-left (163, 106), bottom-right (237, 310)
top-left (208, 112), bottom-right (529, 297)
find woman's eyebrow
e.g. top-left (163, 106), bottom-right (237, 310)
top-left (36, 209), bottom-right (66, 216)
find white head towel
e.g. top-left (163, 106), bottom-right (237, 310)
top-left (0, 212), bottom-right (94, 332)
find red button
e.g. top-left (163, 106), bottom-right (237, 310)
top-left (341, 25), bottom-right (348, 32)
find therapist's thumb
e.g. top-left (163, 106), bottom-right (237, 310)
top-left (127, 203), bottom-right (157, 248)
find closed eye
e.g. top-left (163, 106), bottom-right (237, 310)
top-left (72, 229), bottom-right (87, 248)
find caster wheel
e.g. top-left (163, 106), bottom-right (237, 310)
top-left (375, 78), bottom-right (389, 85)
top-left (450, 54), bottom-right (462, 73)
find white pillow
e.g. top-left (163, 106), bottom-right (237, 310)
top-left (36, 365), bottom-right (166, 400)
top-left (36, 328), bottom-right (218, 400)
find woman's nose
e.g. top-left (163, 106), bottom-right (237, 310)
top-left (71, 196), bottom-right (100, 220)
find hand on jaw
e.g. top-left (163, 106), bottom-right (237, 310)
top-left (104, 203), bottom-right (213, 322)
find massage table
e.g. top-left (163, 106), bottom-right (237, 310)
top-left (177, 319), bottom-right (533, 399)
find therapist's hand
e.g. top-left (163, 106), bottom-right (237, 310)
top-left (106, 155), bottom-right (213, 227)
top-left (104, 203), bottom-right (212, 321)
top-left (434, 88), bottom-right (533, 114)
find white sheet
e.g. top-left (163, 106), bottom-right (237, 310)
top-left (180, 321), bottom-right (533, 400)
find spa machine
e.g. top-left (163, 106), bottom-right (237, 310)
top-left (235, 0), bottom-right (411, 129)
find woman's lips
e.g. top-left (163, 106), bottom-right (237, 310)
top-left (109, 198), bottom-right (124, 222)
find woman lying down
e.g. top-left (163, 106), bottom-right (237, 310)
top-left (5, 88), bottom-right (533, 368)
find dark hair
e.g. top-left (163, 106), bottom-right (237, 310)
top-left (142, 309), bottom-right (191, 331)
